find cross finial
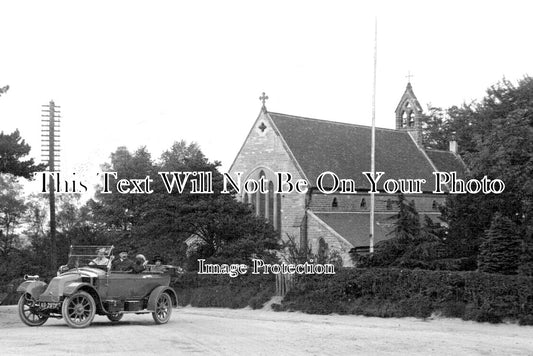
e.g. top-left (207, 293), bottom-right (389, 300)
top-left (259, 92), bottom-right (269, 112)
top-left (406, 71), bottom-right (414, 83)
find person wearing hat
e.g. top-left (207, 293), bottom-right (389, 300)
top-left (89, 248), bottom-right (109, 267)
top-left (152, 256), bottom-right (166, 272)
top-left (112, 251), bottom-right (134, 272)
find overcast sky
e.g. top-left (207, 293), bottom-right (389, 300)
top-left (1, 1), bottom-right (532, 193)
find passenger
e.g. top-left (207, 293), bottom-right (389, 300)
top-left (152, 256), bottom-right (166, 272)
top-left (132, 254), bottom-right (147, 273)
top-left (112, 251), bottom-right (134, 272)
top-left (89, 248), bottom-right (109, 267)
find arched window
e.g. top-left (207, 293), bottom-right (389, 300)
top-left (360, 198), bottom-right (366, 209)
top-left (251, 193), bottom-right (256, 214)
top-left (268, 181), bottom-right (274, 222)
top-left (317, 238), bottom-right (329, 263)
top-left (258, 171), bottom-right (266, 218)
top-left (408, 111), bottom-right (415, 127)
top-left (332, 197), bottom-right (338, 208)
top-left (276, 193), bottom-right (281, 233)
top-left (432, 200), bottom-right (438, 210)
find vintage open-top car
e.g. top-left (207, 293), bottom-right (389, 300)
top-left (16, 245), bottom-right (178, 328)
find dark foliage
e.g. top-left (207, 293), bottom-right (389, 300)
top-left (478, 213), bottom-right (522, 274)
top-left (276, 268), bottom-right (533, 325)
top-left (0, 130), bottom-right (46, 179)
top-left (172, 272), bottom-right (275, 309)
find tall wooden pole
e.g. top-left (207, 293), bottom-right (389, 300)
top-left (370, 18), bottom-right (377, 253)
top-left (41, 100), bottom-right (60, 269)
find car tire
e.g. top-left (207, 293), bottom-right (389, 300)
top-left (18, 294), bottom-right (48, 327)
top-left (106, 313), bottom-right (123, 322)
top-left (152, 292), bottom-right (172, 324)
top-left (62, 291), bottom-right (96, 328)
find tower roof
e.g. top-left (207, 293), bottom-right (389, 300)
top-left (395, 82), bottom-right (423, 114)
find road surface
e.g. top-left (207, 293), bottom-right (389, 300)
top-left (0, 305), bottom-right (532, 355)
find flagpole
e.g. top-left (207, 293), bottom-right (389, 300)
top-left (370, 17), bottom-right (377, 253)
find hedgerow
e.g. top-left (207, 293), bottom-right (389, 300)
top-left (171, 272), bottom-right (275, 309)
top-left (276, 268), bottom-right (533, 325)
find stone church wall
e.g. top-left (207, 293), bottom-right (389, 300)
top-left (306, 212), bottom-right (354, 267)
top-left (229, 112), bottom-right (307, 243)
top-left (309, 192), bottom-right (446, 214)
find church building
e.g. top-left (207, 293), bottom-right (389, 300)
top-left (229, 84), bottom-right (466, 266)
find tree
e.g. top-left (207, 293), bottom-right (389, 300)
top-left (0, 174), bottom-right (27, 258)
top-left (389, 194), bottom-right (421, 243)
top-left (0, 130), bottom-right (46, 179)
top-left (434, 77), bottom-right (533, 271)
top-left (89, 141), bottom-right (281, 267)
top-left (181, 196), bottom-right (279, 268)
top-left (478, 213), bottom-right (522, 274)
top-left (352, 195), bottom-right (444, 269)
top-left (0, 85), bottom-right (8, 97)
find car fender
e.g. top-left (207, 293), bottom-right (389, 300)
top-left (63, 282), bottom-right (97, 297)
top-left (147, 286), bottom-right (178, 311)
top-left (16, 280), bottom-right (48, 299)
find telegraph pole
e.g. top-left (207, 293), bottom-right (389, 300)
top-left (41, 100), bottom-right (61, 269)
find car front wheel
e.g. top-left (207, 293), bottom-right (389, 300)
top-left (18, 294), bottom-right (48, 327)
top-left (62, 291), bottom-right (96, 328)
top-left (152, 292), bottom-right (172, 324)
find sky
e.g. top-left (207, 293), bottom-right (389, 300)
top-left (1, 0), bottom-right (532, 195)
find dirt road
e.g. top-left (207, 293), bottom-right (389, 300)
top-left (1, 305), bottom-right (532, 355)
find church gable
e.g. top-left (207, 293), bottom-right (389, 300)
top-left (229, 110), bottom-right (305, 183)
top-left (229, 110), bottom-right (308, 239)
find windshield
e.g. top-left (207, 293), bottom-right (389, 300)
top-left (66, 245), bottom-right (114, 268)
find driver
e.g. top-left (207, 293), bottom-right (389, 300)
top-left (89, 248), bottom-right (109, 267)
top-left (112, 251), bottom-right (134, 272)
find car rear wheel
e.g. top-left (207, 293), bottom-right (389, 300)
top-left (62, 291), bottom-right (96, 328)
top-left (152, 292), bottom-right (172, 324)
top-left (18, 294), bottom-right (48, 327)
top-left (107, 313), bottom-right (123, 322)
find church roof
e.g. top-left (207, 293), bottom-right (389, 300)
top-left (313, 212), bottom-right (442, 247)
top-left (313, 212), bottom-right (394, 247)
top-left (425, 149), bottom-right (467, 177)
top-left (268, 112), bottom-right (465, 192)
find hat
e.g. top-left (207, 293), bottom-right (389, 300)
top-left (119, 251), bottom-right (128, 258)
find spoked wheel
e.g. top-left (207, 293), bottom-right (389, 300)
top-left (152, 293), bottom-right (172, 324)
top-left (107, 313), bottom-right (123, 322)
top-left (61, 291), bottom-right (96, 328)
top-left (18, 294), bottom-right (48, 327)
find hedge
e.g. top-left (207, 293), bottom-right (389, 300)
top-left (274, 268), bottom-right (533, 325)
top-left (171, 272), bottom-right (276, 309)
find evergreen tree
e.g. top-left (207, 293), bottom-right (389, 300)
top-left (0, 130), bottom-right (46, 179)
top-left (478, 213), bottom-right (522, 275)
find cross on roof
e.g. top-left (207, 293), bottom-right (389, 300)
top-left (259, 92), bottom-right (269, 111)
top-left (406, 71), bottom-right (414, 83)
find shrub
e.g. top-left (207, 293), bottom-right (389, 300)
top-left (172, 272), bottom-right (275, 309)
top-left (275, 268), bottom-right (533, 324)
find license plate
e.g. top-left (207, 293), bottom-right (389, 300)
top-left (39, 302), bottom-right (60, 309)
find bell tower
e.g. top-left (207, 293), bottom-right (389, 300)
top-left (395, 81), bottom-right (423, 146)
